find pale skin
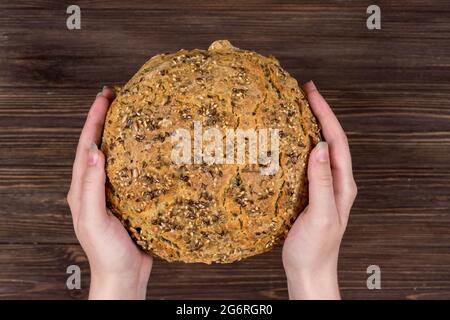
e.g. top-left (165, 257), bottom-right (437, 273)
top-left (67, 81), bottom-right (357, 300)
top-left (283, 81), bottom-right (357, 300)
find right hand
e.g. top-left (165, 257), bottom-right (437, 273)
top-left (282, 81), bottom-right (357, 300)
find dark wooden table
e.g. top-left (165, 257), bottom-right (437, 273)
top-left (1, 0), bottom-right (449, 300)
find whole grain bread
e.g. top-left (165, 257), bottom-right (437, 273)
top-left (101, 40), bottom-right (321, 263)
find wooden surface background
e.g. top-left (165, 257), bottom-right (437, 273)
top-left (0, 0), bottom-right (449, 300)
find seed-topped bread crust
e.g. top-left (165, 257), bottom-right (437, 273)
top-left (101, 40), bottom-right (321, 263)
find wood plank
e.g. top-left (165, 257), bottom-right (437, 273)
top-left (1, 88), bottom-right (449, 171)
top-left (1, 169), bottom-right (449, 245)
top-left (0, 244), bottom-right (449, 299)
top-left (1, 4), bottom-right (449, 89)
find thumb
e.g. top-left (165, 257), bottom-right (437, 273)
top-left (79, 143), bottom-right (108, 227)
top-left (307, 142), bottom-right (337, 217)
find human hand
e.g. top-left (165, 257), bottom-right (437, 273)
top-left (67, 87), bottom-right (153, 300)
top-left (282, 81), bottom-right (357, 300)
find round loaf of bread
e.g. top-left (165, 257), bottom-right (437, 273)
top-left (101, 40), bottom-right (321, 263)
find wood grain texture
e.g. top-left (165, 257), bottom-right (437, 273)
top-left (0, 0), bottom-right (449, 299)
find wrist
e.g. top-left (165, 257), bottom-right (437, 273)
top-left (285, 266), bottom-right (340, 300)
top-left (89, 268), bottom-right (150, 300)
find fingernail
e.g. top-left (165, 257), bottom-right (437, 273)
top-left (315, 141), bottom-right (329, 163)
top-left (88, 143), bottom-right (99, 166)
top-left (96, 91), bottom-right (103, 97)
top-left (102, 85), bottom-right (116, 99)
top-left (307, 80), bottom-right (317, 89)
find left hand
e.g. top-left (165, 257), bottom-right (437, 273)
top-left (67, 87), bottom-right (153, 300)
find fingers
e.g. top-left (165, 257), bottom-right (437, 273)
top-left (68, 87), bottom-right (114, 217)
top-left (77, 143), bottom-right (108, 230)
top-left (303, 81), bottom-right (356, 221)
top-left (78, 87), bottom-right (114, 156)
top-left (307, 142), bottom-right (338, 222)
top-left (101, 86), bottom-right (116, 102)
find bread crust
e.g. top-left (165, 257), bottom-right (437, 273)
top-left (101, 40), bottom-right (321, 263)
